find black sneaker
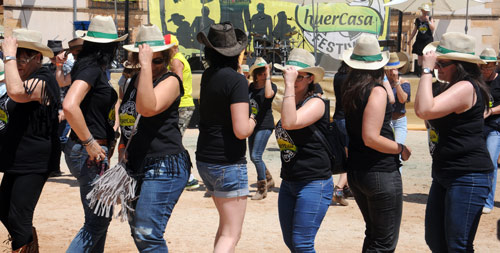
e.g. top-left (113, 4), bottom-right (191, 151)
top-left (185, 178), bottom-right (200, 190)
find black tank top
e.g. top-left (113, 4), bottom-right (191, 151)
top-left (119, 72), bottom-right (186, 173)
top-left (429, 80), bottom-right (493, 173)
top-left (415, 17), bottom-right (433, 44)
top-left (345, 83), bottom-right (400, 172)
top-left (275, 95), bottom-right (331, 181)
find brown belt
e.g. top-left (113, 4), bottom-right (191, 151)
top-left (392, 112), bottom-right (406, 120)
top-left (75, 138), bottom-right (108, 146)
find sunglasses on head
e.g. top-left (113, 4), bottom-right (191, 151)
top-left (435, 61), bottom-right (455, 69)
top-left (152, 57), bottom-right (164, 65)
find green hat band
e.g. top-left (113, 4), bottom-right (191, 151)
top-left (436, 45), bottom-right (474, 55)
top-left (0, 71), bottom-right (4, 76)
top-left (256, 62), bottom-right (267, 67)
top-left (350, 53), bottom-right (383, 62)
top-left (135, 40), bottom-right (166, 47)
top-left (86, 31), bottom-right (119, 39)
top-left (286, 60), bottom-right (310, 68)
top-left (480, 56), bottom-right (497, 61)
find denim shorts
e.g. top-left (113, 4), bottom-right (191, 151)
top-left (196, 161), bottom-right (249, 198)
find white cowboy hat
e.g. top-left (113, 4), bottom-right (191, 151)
top-left (423, 32), bottom-right (486, 64)
top-left (274, 48), bottom-right (325, 82)
top-left (12, 28), bottom-right (54, 58)
top-left (418, 3), bottom-right (431, 12)
top-left (479, 48), bottom-right (499, 63)
top-left (385, 52), bottom-right (407, 70)
top-left (76, 15), bottom-right (127, 43)
top-left (249, 57), bottom-right (271, 77)
top-left (240, 64), bottom-right (249, 73)
top-left (124, 24), bottom-right (174, 52)
top-left (0, 59), bottom-right (4, 80)
top-left (343, 34), bottom-right (390, 70)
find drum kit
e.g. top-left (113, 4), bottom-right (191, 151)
top-left (250, 31), bottom-right (299, 66)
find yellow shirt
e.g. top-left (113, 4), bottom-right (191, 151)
top-left (169, 52), bottom-right (194, 108)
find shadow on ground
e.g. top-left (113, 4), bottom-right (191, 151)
top-left (403, 193), bottom-right (428, 205)
top-left (47, 176), bottom-right (79, 187)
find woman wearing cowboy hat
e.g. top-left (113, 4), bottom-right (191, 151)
top-left (480, 48), bottom-right (500, 215)
top-left (415, 32), bottom-right (492, 252)
top-left (0, 28), bottom-right (60, 252)
top-left (342, 34), bottom-right (411, 252)
top-left (385, 53), bottom-right (411, 172)
top-left (195, 22), bottom-right (256, 252)
top-left (273, 48), bottom-right (333, 252)
top-left (408, 3), bottom-right (435, 76)
top-left (118, 24), bottom-right (190, 252)
top-left (62, 15), bottom-right (127, 252)
top-left (247, 57), bottom-right (277, 200)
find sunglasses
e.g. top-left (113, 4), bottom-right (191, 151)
top-left (282, 73), bottom-right (311, 82)
top-left (16, 54), bottom-right (38, 65)
top-left (435, 61), bottom-right (455, 69)
top-left (152, 57), bottom-right (164, 65)
top-left (480, 63), bottom-right (497, 70)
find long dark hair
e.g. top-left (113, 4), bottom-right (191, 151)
top-left (204, 47), bottom-right (239, 70)
top-left (337, 61), bottom-right (350, 75)
top-left (444, 61), bottom-right (490, 110)
top-left (342, 67), bottom-right (385, 115)
top-left (71, 41), bottom-right (118, 76)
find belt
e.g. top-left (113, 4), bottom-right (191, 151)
top-left (74, 138), bottom-right (108, 146)
top-left (392, 112), bottom-right (406, 120)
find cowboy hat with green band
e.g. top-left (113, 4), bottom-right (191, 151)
top-left (423, 32), bottom-right (486, 64)
top-left (124, 24), bottom-right (174, 53)
top-left (10, 28), bottom-right (54, 58)
top-left (343, 34), bottom-right (390, 70)
top-left (249, 57), bottom-right (271, 77)
top-left (273, 48), bottom-right (325, 83)
top-left (479, 48), bottom-right (500, 63)
top-left (76, 15), bottom-right (127, 43)
top-left (385, 52), bottom-right (407, 70)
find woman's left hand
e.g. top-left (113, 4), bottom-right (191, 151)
top-left (265, 64), bottom-right (271, 78)
top-left (2, 37), bottom-right (18, 57)
top-left (138, 44), bottom-right (153, 66)
top-left (401, 145), bottom-right (412, 161)
top-left (283, 66), bottom-right (298, 85)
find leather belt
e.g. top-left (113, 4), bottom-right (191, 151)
top-left (392, 112), bottom-right (406, 120)
top-left (74, 138), bottom-right (108, 146)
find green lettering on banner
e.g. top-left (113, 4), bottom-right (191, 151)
top-left (296, 3), bottom-right (383, 34)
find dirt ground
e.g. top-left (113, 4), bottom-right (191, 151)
top-left (1, 129), bottom-right (499, 252)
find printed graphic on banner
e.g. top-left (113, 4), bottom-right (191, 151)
top-left (149, 0), bottom-right (390, 62)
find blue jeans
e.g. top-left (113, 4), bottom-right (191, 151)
top-left (248, 129), bottom-right (273, 181)
top-left (425, 170), bottom-right (491, 252)
top-left (483, 126), bottom-right (499, 209)
top-left (128, 154), bottom-right (190, 252)
top-left (391, 116), bottom-right (408, 145)
top-left (196, 161), bottom-right (249, 198)
top-left (278, 178), bottom-right (333, 253)
top-left (347, 170), bottom-right (403, 252)
top-left (64, 139), bottom-right (111, 253)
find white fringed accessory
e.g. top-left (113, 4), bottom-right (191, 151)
top-left (86, 114), bottom-right (141, 222)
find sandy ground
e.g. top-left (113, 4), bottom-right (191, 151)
top-left (1, 129), bottom-right (499, 252)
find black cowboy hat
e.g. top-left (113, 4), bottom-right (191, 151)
top-left (197, 22), bottom-right (247, 57)
top-left (47, 40), bottom-right (64, 54)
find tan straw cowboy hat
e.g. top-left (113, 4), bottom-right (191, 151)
top-left (423, 32), bottom-right (485, 64)
top-left (197, 22), bottom-right (248, 57)
top-left (12, 28), bottom-right (54, 58)
top-left (274, 48), bottom-right (325, 82)
top-left (240, 64), bottom-right (250, 73)
top-left (479, 48), bottom-right (499, 63)
top-left (124, 24), bottom-right (174, 53)
top-left (0, 59), bottom-right (4, 80)
top-left (249, 57), bottom-right (271, 76)
top-left (76, 15), bottom-right (127, 43)
top-left (419, 3), bottom-right (431, 12)
top-left (343, 34), bottom-right (389, 70)
top-left (385, 52), bottom-right (407, 70)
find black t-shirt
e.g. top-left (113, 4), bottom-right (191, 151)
top-left (119, 72), bottom-right (185, 173)
top-left (485, 74), bottom-right (500, 128)
top-left (345, 84), bottom-right (400, 172)
top-left (0, 67), bottom-right (61, 174)
top-left (249, 82), bottom-right (277, 130)
top-left (415, 17), bottom-right (433, 43)
top-left (69, 64), bottom-right (118, 142)
top-left (276, 95), bottom-right (331, 181)
top-left (196, 67), bottom-right (250, 164)
top-left (333, 72), bottom-right (347, 120)
top-left (429, 80), bottom-right (493, 173)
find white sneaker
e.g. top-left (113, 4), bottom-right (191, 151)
top-left (482, 207), bottom-right (492, 214)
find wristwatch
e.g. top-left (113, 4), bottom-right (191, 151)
top-left (3, 56), bottom-right (16, 62)
top-left (422, 67), bottom-right (433, 75)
